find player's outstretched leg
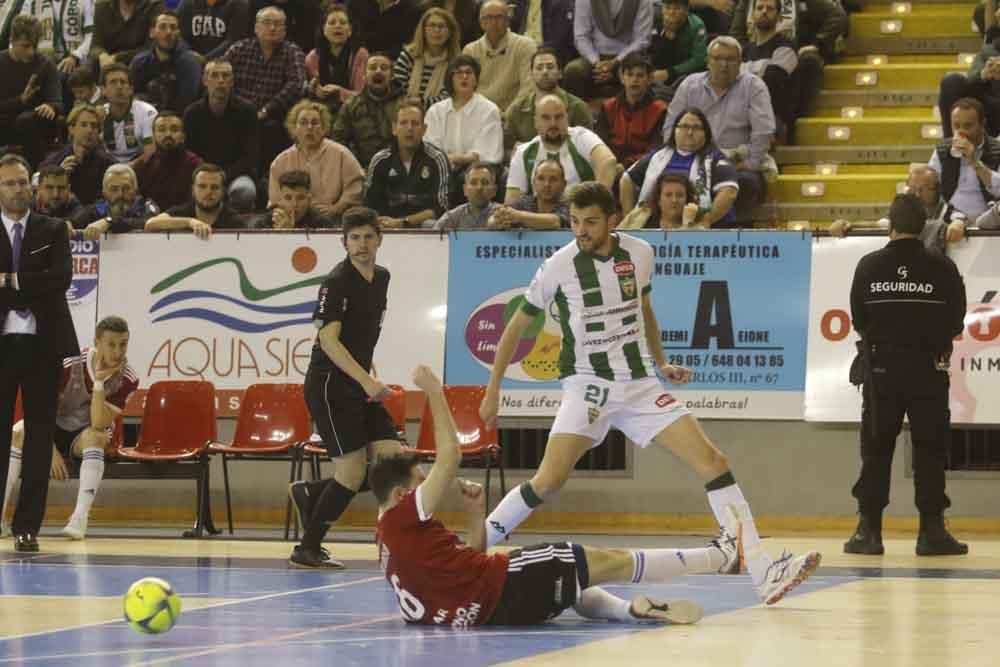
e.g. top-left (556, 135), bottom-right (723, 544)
top-left (484, 434), bottom-right (594, 548)
top-left (651, 415), bottom-right (821, 604)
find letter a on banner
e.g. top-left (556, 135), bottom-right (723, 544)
top-left (691, 280), bottom-right (735, 349)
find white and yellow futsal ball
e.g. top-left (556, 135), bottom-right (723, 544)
top-left (123, 577), bottom-right (182, 634)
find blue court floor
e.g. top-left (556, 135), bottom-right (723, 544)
top-left (1, 535), bottom-right (998, 666)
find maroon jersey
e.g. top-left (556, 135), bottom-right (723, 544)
top-left (56, 348), bottom-right (139, 432)
top-left (376, 485), bottom-right (509, 627)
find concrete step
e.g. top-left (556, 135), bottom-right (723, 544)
top-left (811, 106), bottom-right (936, 119)
top-left (850, 11), bottom-right (974, 40)
top-left (814, 89), bottom-right (939, 108)
top-left (781, 163), bottom-right (912, 176)
top-left (753, 203), bottom-right (891, 223)
top-left (773, 174), bottom-right (905, 204)
top-left (844, 35), bottom-right (982, 55)
top-left (795, 117), bottom-right (942, 146)
top-left (774, 145), bottom-right (934, 165)
top-left (840, 54), bottom-right (976, 66)
top-left (823, 63), bottom-right (965, 91)
top-left (864, 3), bottom-right (976, 16)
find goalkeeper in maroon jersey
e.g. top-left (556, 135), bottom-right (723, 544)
top-left (371, 366), bottom-right (741, 628)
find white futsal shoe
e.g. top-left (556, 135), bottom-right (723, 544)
top-left (629, 595), bottom-right (704, 624)
top-left (711, 525), bottom-right (744, 575)
top-left (757, 550), bottom-right (822, 605)
top-left (61, 514), bottom-right (88, 540)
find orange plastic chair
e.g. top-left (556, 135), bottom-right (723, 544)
top-left (116, 381), bottom-right (218, 536)
top-left (383, 384), bottom-right (408, 440)
top-left (411, 385), bottom-right (506, 511)
top-left (208, 384), bottom-right (312, 535)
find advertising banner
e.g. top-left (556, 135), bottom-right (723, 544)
top-left (69, 235), bottom-right (99, 346)
top-left (445, 231), bottom-right (812, 419)
top-left (99, 233), bottom-right (448, 415)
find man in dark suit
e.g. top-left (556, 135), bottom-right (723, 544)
top-left (0, 154), bottom-right (79, 552)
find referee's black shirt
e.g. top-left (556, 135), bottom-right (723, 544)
top-left (309, 258), bottom-right (390, 395)
top-left (850, 237), bottom-right (966, 355)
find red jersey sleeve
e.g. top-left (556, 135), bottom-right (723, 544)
top-left (106, 365), bottom-right (139, 412)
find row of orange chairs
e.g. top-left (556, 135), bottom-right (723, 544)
top-left (106, 380), bottom-right (506, 537)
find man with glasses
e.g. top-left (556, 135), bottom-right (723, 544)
top-left (224, 6), bottom-right (306, 176)
top-left (182, 59), bottom-right (260, 212)
top-left (563, 0), bottom-right (653, 100)
top-left (463, 0), bottom-right (537, 113)
top-left (663, 36), bottom-right (775, 221)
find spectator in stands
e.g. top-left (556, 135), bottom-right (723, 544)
top-left (619, 171), bottom-right (699, 229)
top-left (69, 69), bottom-right (104, 106)
top-left (506, 94), bottom-right (617, 204)
top-left (41, 104), bottom-right (116, 205)
top-left (739, 0), bottom-right (797, 139)
top-left (129, 12), bottom-right (203, 112)
top-left (689, 0), bottom-right (734, 36)
top-left (365, 97), bottom-right (451, 227)
top-left (623, 107), bottom-right (738, 226)
top-left (0, 16), bottom-right (61, 169)
top-left (133, 111), bottom-right (203, 211)
top-left (305, 5), bottom-right (368, 116)
top-left (829, 166), bottom-right (966, 252)
top-left (34, 165), bottom-right (83, 221)
top-left (928, 97), bottom-right (1000, 221)
top-left (177, 0), bottom-right (250, 61)
top-left (146, 163), bottom-right (247, 237)
top-left (101, 64), bottom-right (157, 163)
top-left (182, 59), bottom-right (259, 212)
top-left (975, 0), bottom-right (1000, 44)
top-left (664, 37), bottom-right (774, 219)
top-left (92, 0), bottom-right (165, 69)
top-left (510, 0), bottom-right (578, 67)
top-left (504, 47), bottom-right (593, 153)
top-left (430, 161), bottom-right (501, 229)
top-left (249, 0), bottom-right (321, 54)
top-left (491, 159), bottom-right (569, 228)
top-left (332, 52), bottom-right (402, 168)
top-left (18, 0), bottom-right (94, 82)
top-left (225, 6), bottom-right (307, 174)
top-left (463, 0), bottom-right (536, 114)
top-left (394, 8), bottom-right (461, 108)
top-left (348, 0), bottom-right (422, 60)
top-left (269, 100), bottom-right (364, 222)
top-left (72, 163), bottom-right (160, 239)
top-left (648, 0), bottom-right (708, 102)
top-left (595, 53), bottom-right (668, 168)
top-left (939, 41), bottom-right (1000, 138)
top-left (255, 169), bottom-right (335, 228)
top-left (424, 0), bottom-right (481, 46)
top-left (563, 0), bottom-right (653, 100)
top-left (425, 54), bottom-right (503, 206)
top-left (730, 0), bottom-right (846, 116)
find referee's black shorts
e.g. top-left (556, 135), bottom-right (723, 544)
top-left (304, 368), bottom-right (399, 457)
top-left (486, 542), bottom-right (589, 625)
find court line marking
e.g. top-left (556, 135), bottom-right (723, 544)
top-left (2, 627), bottom-right (634, 663)
top-left (0, 575), bottom-right (384, 645)
top-left (0, 560), bottom-right (384, 574)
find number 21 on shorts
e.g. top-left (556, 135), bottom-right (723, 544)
top-left (584, 384), bottom-right (609, 407)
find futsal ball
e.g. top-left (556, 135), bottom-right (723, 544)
top-left (123, 577), bottom-right (182, 634)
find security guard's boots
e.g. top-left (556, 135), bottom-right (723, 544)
top-left (916, 514), bottom-right (968, 556)
top-left (843, 513), bottom-right (884, 555)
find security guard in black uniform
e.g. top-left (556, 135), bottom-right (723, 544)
top-left (846, 193), bottom-right (968, 557)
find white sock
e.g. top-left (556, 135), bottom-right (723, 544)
top-left (630, 547), bottom-right (722, 583)
top-left (73, 448), bottom-right (105, 520)
top-left (573, 586), bottom-right (632, 622)
top-left (706, 478), bottom-right (771, 587)
top-left (484, 482), bottom-right (543, 548)
top-left (3, 448), bottom-right (21, 523)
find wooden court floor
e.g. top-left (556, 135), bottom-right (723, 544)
top-left (1, 533), bottom-right (998, 666)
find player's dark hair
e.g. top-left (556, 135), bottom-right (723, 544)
top-left (342, 206), bottom-right (382, 236)
top-left (101, 63), bottom-right (132, 86)
top-left (278, 170), bottom-right (311, 191)
top-left (96, 315), bottom-right (129, 338)
top-left (531, 45), bottom-right (561, 70)
top-left (566, 181), bottom-right (616, 217)
top-left (888, 193), bottom-right (926, 236)
top-left (370, 452), bottom-right (421, 505)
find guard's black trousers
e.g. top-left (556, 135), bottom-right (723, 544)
top-left (852, 357), bottom-right (952, 517)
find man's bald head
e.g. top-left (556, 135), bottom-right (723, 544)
top-left (535, 94), bottom-right (569, 146)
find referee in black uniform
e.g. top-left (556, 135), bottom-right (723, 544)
top-left (289, 207), bottom-right (404, 568)
top-left (845, 193), bottom-right (968, 557)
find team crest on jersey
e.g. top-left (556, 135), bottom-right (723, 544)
top-left (421, 166), bottom-right (430, 179)
top-left (614, 261), bottom-right (635, 275)
top-left (655, 393), bottom-right (676, 408)
top-left (587, 407), bottom-right (601, 424)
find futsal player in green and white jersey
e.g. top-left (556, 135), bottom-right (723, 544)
top-left (479, 182), bottom-right (821, 606)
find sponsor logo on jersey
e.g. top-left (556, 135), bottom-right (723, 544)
top-left (614, 261), bottom-right (635, 275)
top-left (620, 275), bottom-right (636, 298)
top-left (587, 406), bottom-right (601, 424)
top-left (655, 393), bottom-right (676, 408)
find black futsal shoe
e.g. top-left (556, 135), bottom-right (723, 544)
top-left (916, 515), bottom-right (968, 556)
top-left (843, 514), bottom-right (884, 555)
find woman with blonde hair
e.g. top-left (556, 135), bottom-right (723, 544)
top-left (393, 7), bottom-right (461, 107)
